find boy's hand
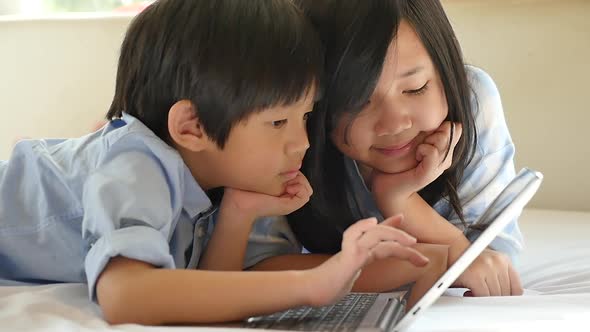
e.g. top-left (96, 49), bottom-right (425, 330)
top-left (222, 172), bottom-right (313, 222)
top-left (303, 216), bottom-right (430, 307)
top-left (371, 121), bottom-right (462, 215)
top-left (453, 248), bottom-right (523, 297)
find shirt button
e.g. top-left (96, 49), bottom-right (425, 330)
top-left (197, 225), bottom-right (206, 238)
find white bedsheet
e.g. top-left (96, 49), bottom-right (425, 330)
top-left (1, 209), bottom-right (589, 332)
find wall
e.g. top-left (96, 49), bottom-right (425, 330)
top-left (1, 0), bottom-right (589, 210)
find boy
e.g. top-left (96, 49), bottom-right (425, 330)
top-left (0, 0), bottom-right (424, 325)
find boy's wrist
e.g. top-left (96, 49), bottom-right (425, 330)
top-left (219, 191), bottom-right (260, 224)
top-left (287, 270), bottom-right (314, 307)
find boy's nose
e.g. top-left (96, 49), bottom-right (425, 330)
top-left (288, 129), bottom-right (310, 155)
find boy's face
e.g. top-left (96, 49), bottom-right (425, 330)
top-left (203, 92), bottom-right (315, 196)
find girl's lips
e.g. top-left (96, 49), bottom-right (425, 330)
top-left (373, 138), bottom-right (415, 157)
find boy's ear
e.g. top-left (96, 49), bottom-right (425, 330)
top-left (168, 100), bottom-right (211, 152)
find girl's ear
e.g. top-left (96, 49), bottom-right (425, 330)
top-left (168, 100), bottom-right (212, 152)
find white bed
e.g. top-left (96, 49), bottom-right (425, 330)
top-left (1, 208), bottom-right (589, 332)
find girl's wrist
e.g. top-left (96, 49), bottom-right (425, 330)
top-left (447, 234), bottom-right (471, 266)
top-left (375, 191), bottom-right (414, 217)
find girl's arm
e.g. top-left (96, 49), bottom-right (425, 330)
top-left (383, 193), bottom-right (471, 262)
top-left (380, 192), bottom-right (523, 297)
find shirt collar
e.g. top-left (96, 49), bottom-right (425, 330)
top-left (181, 165), bottom-right (214, 220)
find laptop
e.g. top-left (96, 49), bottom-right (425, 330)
top-left (239, 168), bottom-right (543, 332)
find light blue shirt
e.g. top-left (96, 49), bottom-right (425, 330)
top-left (0, 113), bottom-right (300, 299)
top-left (438, 66), bottom-right (523, 258)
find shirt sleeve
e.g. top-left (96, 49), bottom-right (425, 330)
top-left (82, 147), bottom-right (180, 301)
top-left (243, 215), bottom-right (302, 269)
top-left (435, 66), bottom-right (524, 262)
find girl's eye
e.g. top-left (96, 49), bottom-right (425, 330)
top-left (303, 111), bottom-right (313, 121)
top-left (271, 119), bottom-right (287, 128)
top-left (405, 81), bottom-right (429, 95)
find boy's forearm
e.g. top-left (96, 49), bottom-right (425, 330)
top-left (97, 257), bottom-right (310, 325)
top-left (251, 249), bottom-right (443, 293)
top-left (199, 205), bottom-right (255, 270)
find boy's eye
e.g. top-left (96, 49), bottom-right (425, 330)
top-left (271, 119), bottom-right (287, 128)
top-left (405, 81), bottom-right (429, 95)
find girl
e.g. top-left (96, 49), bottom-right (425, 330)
top-left (254, 0), bottom-right (524, 299)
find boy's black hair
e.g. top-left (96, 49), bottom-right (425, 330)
top-left (107, 0), bottom-right (324, 148)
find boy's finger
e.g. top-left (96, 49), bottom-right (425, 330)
top-left (357, 226), bottom-right (417, 249)
top-left (285, 183), bottom-right (304, 195)
top-left (342, 218), bottom-right (378, 243)
top-left (370, 242), bottom-right (429, 265)
top-left (379, 217), bottom-right (418, 246)
top-left (380, 214), bottom-right (404, 228)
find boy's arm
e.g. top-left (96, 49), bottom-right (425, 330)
top-left (97, 217), bottom-right (416, 325)
top-left (97, 256), bottom-right (309, 325)
top-left (200, 174), bottom-right (312, 271)
top-left (198, 201), bottom-right (257, 270)
top-left (250, 243), bottom-right (435, 293)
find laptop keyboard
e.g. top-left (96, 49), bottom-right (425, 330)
top-left (244, 293), bottom-right (379, 331)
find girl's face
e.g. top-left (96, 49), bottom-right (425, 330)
top-left (331, 20), bottom-right (448, 175)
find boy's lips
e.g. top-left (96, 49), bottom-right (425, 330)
top-left (280, 165), bottom-right (301, 181)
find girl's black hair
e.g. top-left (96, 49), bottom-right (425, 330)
top-left (289, 0), bottom-right (477, 253)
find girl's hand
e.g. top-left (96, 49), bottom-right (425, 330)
top-left (371, 121), bottom-right (462, 215)
top-left (453, 248), bottom-right (523, 296)
top-left (303, 216), bottom-right (430, 307)
top-left (221, 172), bottom-right (313, 222)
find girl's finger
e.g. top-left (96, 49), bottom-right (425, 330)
top-left (498, 268), bottom-right (512, 296)
top-left (415, 144), bottom-right (439, 178)
top-left (423, 131), bottom-right (450, 153)
top-left (470, 277), bottom-right (491, 297)
top-left (508, 265), bottom-right (524, 296)
top-left (450, 122), bottom-right (463, 148)
top-left (485, 274), bottom-right (502, 296)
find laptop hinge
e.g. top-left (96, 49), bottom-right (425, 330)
top-left (377, 298), bottom-right (403, 331)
